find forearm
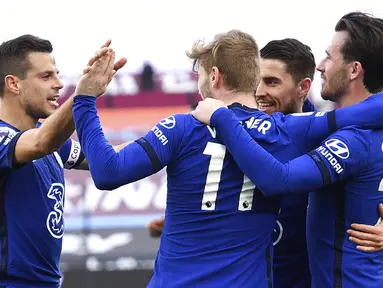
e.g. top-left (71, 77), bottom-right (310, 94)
top-left (211, 108), bottom-right (324, 196)
top-left (73, 95), bottom-right (155, 190)
top-left (335, 93), bottom-right (383, 130)
top-left (36, 95), bottom-right (75, 153)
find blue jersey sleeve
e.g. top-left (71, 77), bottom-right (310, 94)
top-left (285, 91), bottom-right (383, 152)
top-left (210, 108), bottom-right (369, 196)
top-left (72, 95), bottom-right (185, 190)
top-left (209, 101), bottom-right (381, 196)
top-left (57, 139), bottom-right (85, 169)
top-left (261, 127), bottom-right (370, 196)
top-left (306, 127), bottom-right (370, 186)
top-left (0, 126), bottom-right (25, 173)
top-left (140, 114), bottom-right (186, 168)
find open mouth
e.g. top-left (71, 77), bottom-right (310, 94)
top-left (257, 102), bottom-right (274, 111)
top-left (47, 96), bottom-right (59, 108)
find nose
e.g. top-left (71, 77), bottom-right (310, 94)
top-left (256, 81), bottom-right (267, 97)
top-left (55, 77), bottom-right (64, 90)
top-left (316, 59), bottom-right (325, 73)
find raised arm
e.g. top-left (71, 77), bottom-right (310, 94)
top-left (72, 95), bottom-right (186, 190)
top-left (13, 46), bottom-right (125, 165)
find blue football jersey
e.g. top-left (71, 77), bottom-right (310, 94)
top-left (0, 121), bottom-right (83, 287)
top-left (73, 94), bottom-right (383, 288)
top-left (273, 194), bottom-right (310, 288)
top-left (307, 127), bottom-right (383, 288)
top-left (272, 100), bottom-right (315, 288)
top-left (141, 104), bottom-right (332, 288)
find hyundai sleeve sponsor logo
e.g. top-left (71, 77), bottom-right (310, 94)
top-left (159, 116), bottom-right (176, 129)
top-left (324, 139), bottom-right (350, 159)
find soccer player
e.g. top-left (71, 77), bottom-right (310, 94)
top-left (0, 35), bottom-right (126, 287)
top-left (257, 38), bottom-right (316, 288)
top-left (73, 29), bottom-right (383, 287)
top-left (146, 38), bottom-right (317, 287)
top-left (192, 12), bottom-right (383, 287)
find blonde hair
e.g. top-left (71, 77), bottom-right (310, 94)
top-left (186, 29), bottom-right (260, 93)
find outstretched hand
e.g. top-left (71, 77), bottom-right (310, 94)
top-left (347, 203), bottom-right (383, 252)
top-left (75, 40), bottom-right (127, 97)
top-left (83, 40), bottom-right (127, 78)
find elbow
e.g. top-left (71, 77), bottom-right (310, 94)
top-left (93, 177), bottom-right (120, 191)
top-left (33, 139), bottom-right (58, 158)
top-left (33, 133), bottom-right (61, 156)
top-left (91, 168), bottom-right (128, 191)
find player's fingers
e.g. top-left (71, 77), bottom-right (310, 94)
top-left (91, 48), bottom-right (113, 74)
top-left (378, 204), bottom-right (383, 218)
top-left (101, 39), bottom-right (112, 48)
top-left (151, 224), bottom-right (163, 230)
top-left (154, 219), bottom-right (165, 227)
top-left (114, 57), bottom-right (127, 72)
top-left (349, 236), bottom-right (383, 247)
top-left (83, 66), bottom-right (91, 75)
top-left (87, 47), bottom-right (109, 67)
top-left (350, 223), bottom-right (380, 234)
top-left (347, 229), bottom-right (381, 241)
top-left (104, 50), bottom-right (116, 75)
top-left (356, 245), bottom-right (381, 252)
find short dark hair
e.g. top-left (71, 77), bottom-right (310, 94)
top-left (0, 34), bottom-right (53, 96)
top-left (335, 12), bottom-right (383, 94)
top-left (260, 38), bottom-right (316, 84)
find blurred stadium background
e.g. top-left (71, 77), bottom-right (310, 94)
top-left (2, 0), bottom-right (383, 287)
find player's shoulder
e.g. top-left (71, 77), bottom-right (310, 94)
top-left (0, 121), bottom-right (19, 146)
top-left (154, 113), bottom-right (201, 143)
top-left (331, 126), bottom-right (374, 141)
top-left (227, 103), bottom-right (267, 121)
top-left (323, 126), bottom-right (371, 157)
top-left (156, 113), bottom-right (190, 130)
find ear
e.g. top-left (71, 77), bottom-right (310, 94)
top-left (211, 66), bottom-right (221, 89)
top-left (349, 61), bottom-right (363, 81)
top-left (298, 78), bottom-right (312, 99)
top-left (4, 75), bottom-right (21, 95)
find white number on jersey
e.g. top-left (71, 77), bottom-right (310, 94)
top-left (201, 142), bottom-right (255, 211)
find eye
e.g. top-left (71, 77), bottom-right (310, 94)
top-left (42, 75), bottom-right (52, 80)
top-left (265, 78), bottom-right (279, 86)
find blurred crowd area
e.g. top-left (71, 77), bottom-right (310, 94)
top-left (60, 62), bottom-right (334, 288)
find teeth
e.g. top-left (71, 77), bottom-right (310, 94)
top-left (48, 99), bottom-right (59, 107)
top-left (258, 103), bottom-right (273, 109)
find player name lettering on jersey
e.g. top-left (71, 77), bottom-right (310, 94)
top-left (0, 126), bottom-right (17, 145)
top-left (151, 126), bottom-right (169, 145)
top-left (243, 117), bottom-right (271, 134)
top-left (316, 146), bottom-right (344, 174)
top-left (207, 126), bottom-right (216, 138)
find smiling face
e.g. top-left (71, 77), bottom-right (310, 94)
top-left (18, 52), bottom-right (64, 120)
top-left (256, 59), bottom-right (303, 115)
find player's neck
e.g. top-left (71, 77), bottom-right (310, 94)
top-left (218, 92), bottom-right (257, 108)
top-left (0, 97), bottom-right (38, 130)
top-left (338, 87), bottom-right (371, 108)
